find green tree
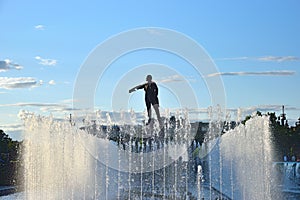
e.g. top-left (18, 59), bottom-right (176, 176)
top-left (240, 112), bottom-right (300, 161)
top-left (0, 129), bottom-right (20, 186)
top-left (267, 112), bottom-right (300, 161)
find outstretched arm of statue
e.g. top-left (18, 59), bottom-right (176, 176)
top-left (129, 84), bottom-right (146, 93)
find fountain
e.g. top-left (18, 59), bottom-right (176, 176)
top-left (205, 114), bottom-right (274, 199)
top-left (22, 115), bottom-right (97, 199)
top-left (18, 108), bottom-right (281, 200)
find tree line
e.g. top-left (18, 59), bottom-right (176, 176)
top-left (242, 111), bottom-right (300, 162)
top-left (0, 130), bottom-right (21, 186)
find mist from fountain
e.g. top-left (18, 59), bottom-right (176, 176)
top-left (21, 109), bottom-right (277, 200)
top-left (206, 114), bottom-right (275, 199)
top-left (22, 114), bottom-right (97, 199)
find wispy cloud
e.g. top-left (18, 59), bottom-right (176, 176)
top-left (34, 24), bottom-right (45, 30)
top-left (241, 105), bottom-right (300, 113)
top-left (0, 59), bottom-right (23, 72)
top-left (0, 77), bottom-right (42, 89)
top-left (227, 105), bottom-right (300, 121)
top-left (39, 106), bottom-right (81, 112)
top-left (187, 105), bottom-right (300, 115)
top-left (0, 123), bottom-right (23, 132)
top-left (185, 108), bottom-right (211, 114)
top-left (216, 57), bottom-right (249, 61)
top-left (0, 102), bottom-right (62, 107)
top-left (216, 56), bottom-right (299, 62)
top-left (0, 101), bottom-right (80, 114)
top-left (207, 70), bottom-right (296, 77)
top-left (159, 75), bottom-right (184, 83)
top-left (258, 56), bottom-right (299, 62)
top-left (35, 56), bottom-right (57, 66)
top-left (60, 99), bottom-right (78, 104)
top-left (159, 74), bottom-right (196, 83)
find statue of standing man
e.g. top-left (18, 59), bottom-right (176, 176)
top-left (129, 75), bottom-right (163, 128)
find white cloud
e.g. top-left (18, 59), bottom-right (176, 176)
top-left (207, 70), bottom-right (296, 77)
top-left (160, 75), bottom-right (183, 83)
top-left (0, 123), bottom-right (23, 132)
top-left (159, 74), bottom-right (196, 83)
top-left (227, 105), bottom-right (300, 120)
top-left (0, 77), bottom-right (42, 89)
top-left (34, 24), bottom-right (45, 30)
top-left (248, 105), bottom-right (300, 112)
top-left (258, 56), bottom-right (299, 62)
top-left (48, 80), bottom-right (56, 85)
top-left (0, 102), bottom-right (62, 107)
top-left (35, 56), bottom-right (57, 66)
top-left (60, 99), bottom-right (79, 104)
top-left (39, 107), bottom-right (81, 112)
top-left (0, 59), bottom-right (23, 72)
top-left (230, 105), bottom-right (283, 113)
top-left (0, 102), bottom-right (81, 114)
top-left (0, 123), bottom-right (24, 141)
top-left (216, 57), bottom-right (249, 61)
top-left (216, 56), bottom-right (299, 62)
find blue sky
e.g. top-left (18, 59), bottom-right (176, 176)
top-left (0, 0), bottom-right (300, 140)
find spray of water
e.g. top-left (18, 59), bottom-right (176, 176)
top-left (23, 114), bottom-right (97, 199)
top-left (208, 115), bottom-right (273, 199)
top-left (21, 109), bottom-right (275, 199)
